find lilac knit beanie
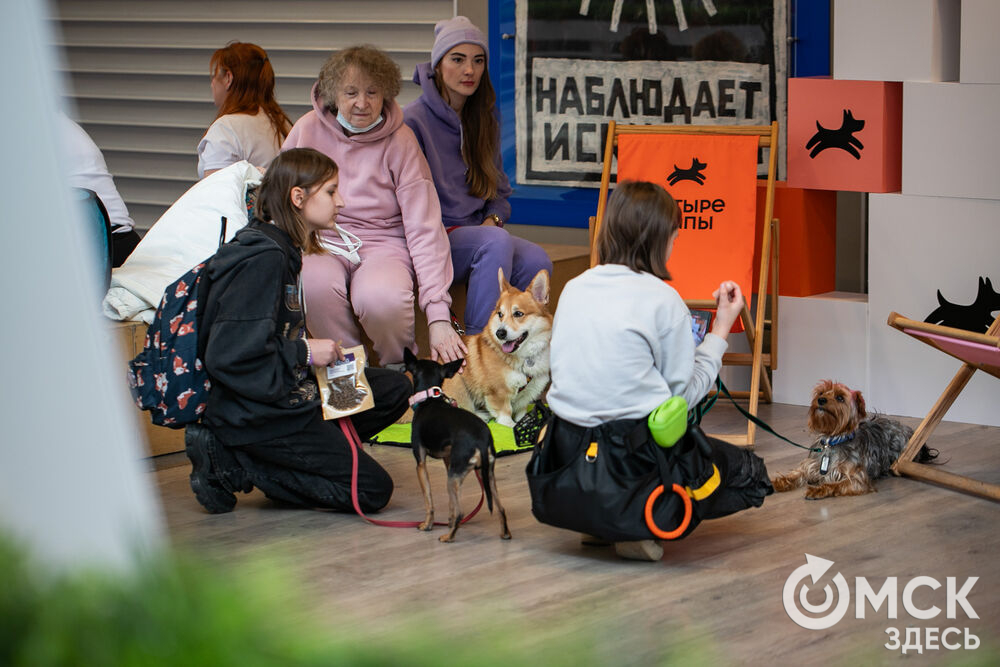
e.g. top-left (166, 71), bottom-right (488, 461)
top-left (431, 16), bottom-right (488, 68)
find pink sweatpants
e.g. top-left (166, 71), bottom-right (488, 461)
top-left (301, 234), bottom-right (416, 366)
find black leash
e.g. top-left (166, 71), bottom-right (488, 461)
top-left (697, 378), bottom-right (821, 453)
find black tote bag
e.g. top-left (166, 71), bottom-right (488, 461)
top-left (525, 416), bottom-right (716, 543)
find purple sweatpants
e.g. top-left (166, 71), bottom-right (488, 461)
top-left (448, 225), bottom-right (553, 334)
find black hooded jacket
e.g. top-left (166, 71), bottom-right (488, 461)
top-left (200, 219), bottom-right (317, 446)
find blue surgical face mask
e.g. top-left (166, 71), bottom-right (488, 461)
top-left (336, 109), bottom-right (383, 134)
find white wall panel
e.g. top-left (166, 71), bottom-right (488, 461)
top-left (960, 0), bottom-right (1000, 83)
top-left (902, 81), bottom-right (1000, 200)
top-left (772, 293), bottom-right (869, 406)
top-left (868, 193), bottom-right (1000, 426)
top-left (833, 0), bottom-right (960, 82)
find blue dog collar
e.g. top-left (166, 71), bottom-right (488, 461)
top-left (818, 430), bottom-right (856, 475)
top-left (820, 431), bottom-right (856, 447)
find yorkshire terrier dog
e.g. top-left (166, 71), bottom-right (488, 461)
top-left (771, 380), bottom-right (936, 499)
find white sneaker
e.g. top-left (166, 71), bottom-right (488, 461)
top-left (614, 540), bottom-right (663, 561)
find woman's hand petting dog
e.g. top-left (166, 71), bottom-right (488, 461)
top-left (428, 320), bottom-right (468, 364)
top-left (711, 280), bottom-right (744, 340)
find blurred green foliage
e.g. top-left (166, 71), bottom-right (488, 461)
top-left (0, 536), bottom-right (713, 666)
top-left (4, 533), bottom-right (995, 665)
top-left (1, 537), bottom-right (338, 666)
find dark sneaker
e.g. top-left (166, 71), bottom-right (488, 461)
top-left (185, 424), bottom-right (236, 514)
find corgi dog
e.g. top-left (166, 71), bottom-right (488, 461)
top-left (445, 268), bottom-right (552, 428)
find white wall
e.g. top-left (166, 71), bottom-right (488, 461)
top-left (868, 194), bottom-right (1000, 426)
top-left (823, 0), bottom-right (1000, 426)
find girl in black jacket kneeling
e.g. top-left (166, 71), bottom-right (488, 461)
top-left (185, 148), bottom-right (410, 514)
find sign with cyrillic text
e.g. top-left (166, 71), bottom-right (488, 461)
top-left (514, 0), bottom-right (786, 188)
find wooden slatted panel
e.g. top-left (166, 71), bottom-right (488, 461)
top-left (52, 0), bottom-right (454, 230)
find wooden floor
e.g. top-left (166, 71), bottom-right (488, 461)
top-left (153, 402), bottom-right (999, 664)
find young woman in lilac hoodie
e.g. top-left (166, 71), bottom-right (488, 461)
top-left (283, 45), bottom-right (465, 366)
top-left (404, 17), bottom-right (552, 334)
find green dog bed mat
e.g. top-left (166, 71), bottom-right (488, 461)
top-left (371, 421), bottom-right (533, 456)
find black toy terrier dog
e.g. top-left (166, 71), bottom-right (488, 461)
top-left (402, 348), bottom-right (511, 543)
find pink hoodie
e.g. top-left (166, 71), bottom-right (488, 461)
top-left (282, 83), bottom-right (452, 323)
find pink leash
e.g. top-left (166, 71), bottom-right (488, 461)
top-left (338, 417), bottom-right (484, 528)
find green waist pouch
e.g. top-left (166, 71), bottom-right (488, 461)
top-left (647, 396), bottom-right (688, 448)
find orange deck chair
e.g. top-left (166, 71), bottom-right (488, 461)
top-left (590, 122), bottom-right (780, 447)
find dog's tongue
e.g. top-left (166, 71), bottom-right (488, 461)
top-left (502, 340), bottom-right (517, 353)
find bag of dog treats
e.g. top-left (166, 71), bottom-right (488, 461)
top-left (316, 345), bottom-right (375, 419)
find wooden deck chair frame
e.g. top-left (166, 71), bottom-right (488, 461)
top-left (589, 121), bottom-right (780, 447)
top-left (887, 311), bottom-right (1000, 501)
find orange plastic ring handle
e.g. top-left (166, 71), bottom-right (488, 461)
top-left (644, 483), bottom-right (693, 540)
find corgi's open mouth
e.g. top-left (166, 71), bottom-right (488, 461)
top-left (501, 331), bottom-right (528, 354)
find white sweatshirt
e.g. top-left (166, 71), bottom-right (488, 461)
top-left (547, 264), bottom-right (728, 427)
top-left (197, 111), bottom-right (282, 178)
top-left (60, 114), bottom-right (135, 233)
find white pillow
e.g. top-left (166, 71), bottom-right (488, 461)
top-left (102, 161), bottom-right (261, 323)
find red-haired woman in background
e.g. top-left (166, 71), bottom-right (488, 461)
top-left (198, 42), bottom-right (292, 178)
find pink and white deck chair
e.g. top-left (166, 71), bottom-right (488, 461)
top-left (887, 311), bottom-right (1000, 501)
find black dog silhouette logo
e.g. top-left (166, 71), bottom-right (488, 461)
top-left (667, 158), bottom-right (707, 185)
top-left (924, 276), bottom-right (1000, 334)
top-left (806, 109), bottom-right (865, 159)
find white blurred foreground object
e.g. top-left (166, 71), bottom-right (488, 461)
top-left (0, 0), bottom-right (163, 568)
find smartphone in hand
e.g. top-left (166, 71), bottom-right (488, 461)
top-left (689, 309), bottom-right (713, 346)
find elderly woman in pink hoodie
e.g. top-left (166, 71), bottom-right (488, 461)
top-left (283, 45), bottom-right (465, 367)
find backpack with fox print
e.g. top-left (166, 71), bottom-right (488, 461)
top-left (126, 217), bottom-right (227, 428)
top-left (127, 260), bottom-right (213, 427)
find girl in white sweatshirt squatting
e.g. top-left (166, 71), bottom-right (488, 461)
top-left (546, 181), bottom-right (773, 561)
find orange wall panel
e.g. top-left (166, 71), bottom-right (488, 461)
top-left (788, 77), bottom-right (902, 193)
top-left (752, 181), bottom-right (836, 297)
